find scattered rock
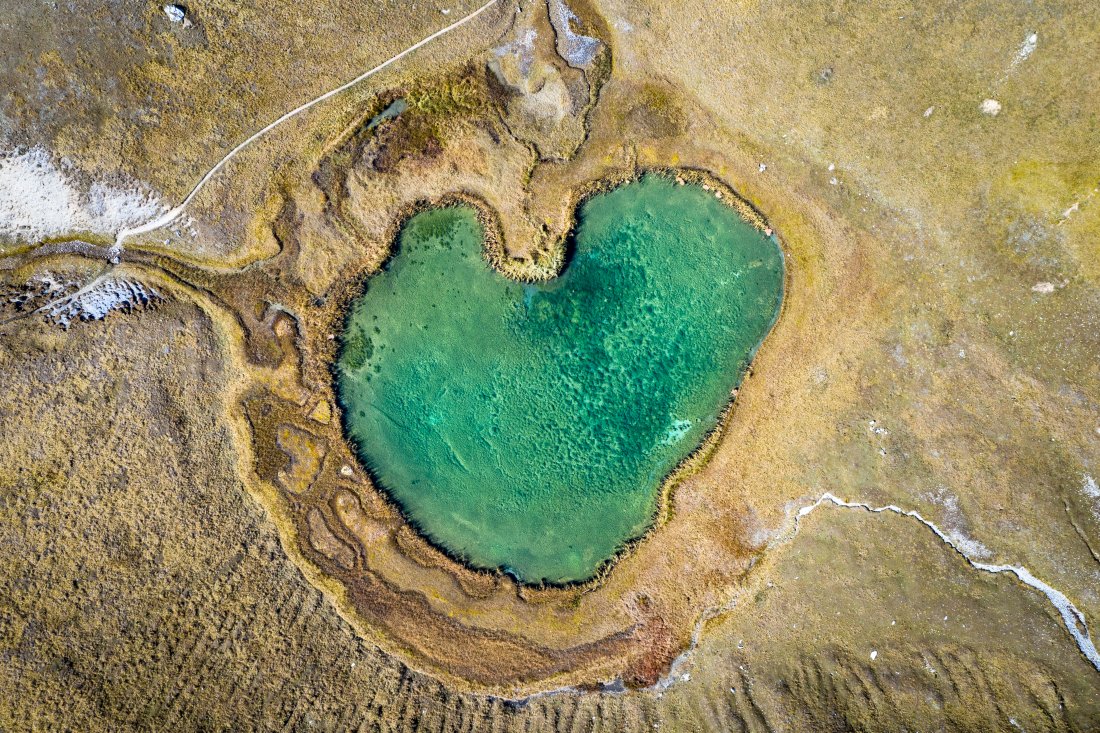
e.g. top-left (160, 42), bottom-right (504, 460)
top-left (163, 4), bottom-right (186, 23)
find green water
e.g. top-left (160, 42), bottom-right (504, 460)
top-left (336, 175), bottom-right (783, 584)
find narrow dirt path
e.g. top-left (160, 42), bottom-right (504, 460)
top-left (112, 0), bottom-right (503, 251)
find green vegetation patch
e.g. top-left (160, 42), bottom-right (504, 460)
top-left (336, 175), bottom-right (784, 583)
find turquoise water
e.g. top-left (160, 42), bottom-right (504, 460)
top-left (336, 175), bottom-right (783, 584)
top-left (366, 98), bottom-right (407, 130)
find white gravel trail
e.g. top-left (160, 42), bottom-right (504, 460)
top-left (113, 0), bottom-right (502, 249)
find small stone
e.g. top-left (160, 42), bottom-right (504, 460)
top-left (163, 5), bottom-right (186, 23)
top-left (980, 98), bottom-right (1002, 116)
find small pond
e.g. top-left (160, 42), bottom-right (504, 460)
top-left (336, 174), bottom-right (783, 583)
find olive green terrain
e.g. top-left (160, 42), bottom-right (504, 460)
top-left (1, 0), bottom-right (1099, 728)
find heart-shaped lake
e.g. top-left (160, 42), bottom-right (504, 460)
top-left (336, 174), bottom-right (783, 584)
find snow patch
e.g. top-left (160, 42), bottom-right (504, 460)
top-left (49, 277), bottom-right (159, 328)
top-left (1084, 475), bottom-right (1100, 521)
top-left (548, 0), bottom-right (602, 68)
top-left (17, 273), bottom-right (162, 328)
top-left (792, 492), bottom-right (1100, 672)
top-left (920, 488), bottom-right (992, 560)
top-left (0, 146), bottom-right (163, 243)
top-left (943, 530), bottom-right (992, 560)
top-left (1084, 475), bottom-right (1100, 500)
top-left (1011, 32), bottom-right (1038, 69)
top-left (493, 28), bottom-right (538, 77)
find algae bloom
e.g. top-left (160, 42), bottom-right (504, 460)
top-left (336, 175), bottom-right (783, 583)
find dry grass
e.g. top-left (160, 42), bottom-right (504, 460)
top-left (1, 0), bottom-right (1099, 727)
